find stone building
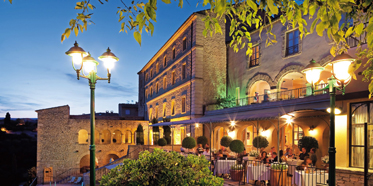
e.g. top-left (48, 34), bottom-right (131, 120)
top-left (35, 105), bottom-right (148, 183)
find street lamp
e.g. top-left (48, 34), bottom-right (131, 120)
top-left (66, 41), bottom-right (119, 185)
top-left (302, 53), bottom-right (355, 186)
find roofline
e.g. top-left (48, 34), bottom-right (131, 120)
top-left (137, 11), bottom-right (204, 74)
top-left (35, 105), bottom-right (69, 112)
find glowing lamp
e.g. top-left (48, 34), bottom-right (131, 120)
top-left (195, 123), bottom-right (199, 128)
top-left (65, 41), bottom-right (87, 66)
top-left (230, 121), bottom-right (236, 127)
top-left (1, 127), bottom-right (6, 132)
top-left (302, 59), bottom-right (324, 84)
top-left (228, 130), bottom-right (236, 138)
top-left (261, 130), bottom-right (270, 138)
top-left (82, 53), bottom-right (99, 74)
top-left (99, 48), bottom-right (119, 73)
top-left (327, 107), bottom-right (342, 115)
top-left (330, 52), bottom-right (355, 82)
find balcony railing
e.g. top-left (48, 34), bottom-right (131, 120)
top-left (206, 84), bottom-right (328, 112)
top-left (345, 23), bottom-right (368, 48)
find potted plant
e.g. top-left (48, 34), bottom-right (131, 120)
top-left (182, 136), bottom-right (196, 153)
top-left (158, 138), bottom-right (167, 149)
top-left (270, 163), bottom-right (289, 186)
top-left (220, 136), bottom-right (233, 148)
top-left (215, 96), bottom-right (235, 109)
top-left (298, 136), bottom-right (319, 152)
top-left (197, 136), bottom-right (208, 147)
top-left (252, 136), bottom-right (269, 150)
top-left (248, 150), bottom-right (259, 160)
top-left (321, 155), bottom-right (329, 172)
top-left (229, 140), bottom-right (245, 181)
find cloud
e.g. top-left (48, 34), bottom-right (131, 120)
top-left (0, 95), bottom-right (43, 114)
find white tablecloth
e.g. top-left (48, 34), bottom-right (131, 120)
top-left (214, 160), bottom-right (236, 175)
top-left (294, 170), bottom-right (328, 186)
top-left (287, 159), bottom-right (303, 166)
top-left (246, 163), bottom-right (271, 182)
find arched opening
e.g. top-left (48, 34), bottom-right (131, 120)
top-left (80, 155), bottom-right (98, 173)
top-left (102, 154), bottom-right (120, 166)
top-left (101, 130), bottom-right (111, 144)
top-left (214, 126), bottom-right (228, 150)
top-left (125, 130), bottom-right (132, 143)
top-left (78, 129), bottom-right (88, 144)
top-left (279, 72), bottom-right (307, 100)
top-left (249, 80), bottom-right (271, 103)
top-left (95, 130), bottom-right (100, 144)
top-left (241, 125), bottom-right (258, 152)
top-left (112, 130), bottom-right (122, 144)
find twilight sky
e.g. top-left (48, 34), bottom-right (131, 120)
top-left (0, 1), bottom-right (205, 118)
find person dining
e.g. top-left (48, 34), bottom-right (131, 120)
top-left (310, 148), bottom-right (317, 166)
top-left (273, 150), bottom-right (285, 163)
top-left (203, 147), bottom-right (210, 156)
top-left (298, 157), bottom-right (313, 170)
top-left (299, 147), bottom-right (309, 160)
top-left (285, 148), bottom-right (294, 158)
top-left (259, 151), bottom-right (269, 164)
top-left (216, 149), bottom-right (224, 159)
top-left (197, 144), bottom-right (204, 155)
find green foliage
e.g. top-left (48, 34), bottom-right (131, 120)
top-left (163, 126), bottom-right (172, 145)
top-left (252, 136), bottom-right (269, 149)
top-left (182, 136), bottom-right (196, 149)
top-left (220, 136), bottom-right (233, 147)
top-left (157, 138), bottom-right (167, 146)
top-left (136, 124), bottom-right (143, 132)
top-left (229, 140), bottom-right (245, 153)
top-left (230, 164), bottom-right (243, 170)
top-left (197, 136), bottom-right (208, 147)
top-left (100, 148), bottom-right (224, 186)
top-left (298, 136), bottom-right (319, 152)
top-left (215, 95), bottom-right (235, 108)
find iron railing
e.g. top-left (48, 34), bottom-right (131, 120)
top-left (345, 23), bottom-right (368, 48)
top-left (286, 44), bottom-right (299, 56)
top-left (207, 84), bottom-right (328, 111)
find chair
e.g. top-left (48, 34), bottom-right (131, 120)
top-left (67, 176), bottom-right (76, 183)
top-left (74, 177), bottom-right (82, 184)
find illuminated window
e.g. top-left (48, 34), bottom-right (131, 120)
top-left (155, 106), bottom-right (159, 119)
top-left (163, 103), bottom-right (167, 117)
top-left (78, 129), bottom-right (88, 144)
top-left (293, 124), bottom-right (303, 145)
top-left (286, 29), bottom-right (299, 56)
top-left (156, 63), bottom-right (159, 73)
top-left (172, 71), bottom-right (175, 85)
top-left (164, 56), bottom-right (167, 67)
top-left (171, 100), bottom-right (176, 116)
top-left (150, 87), bottom-right (153, 97)
top-left (149, 108), bottom-right (153, 120)
top-left (182, 64), bottom-right (186, 80)
top-left (145, 89), bottom-right (148, 99)
top-left (183, 38), bottom-right (187, 51)
top-left (156, 83), bottom-right (159, 94)
top-left (163, 77), bottom-right (167, 90)
top-left (101, 130), bottom-right (111, 144)
top-left (125, 130), bottom-right (132, 143)
top-left (145, 73), bottom-right (148, 81)
top-left (250, 45), bottom-right (260, 67)
top-left (150, 69), bottom-right (153, 78)
top-left (181, 97), bottom-right (186, 113)
top-left (172, 48), bottom-right (176, 59)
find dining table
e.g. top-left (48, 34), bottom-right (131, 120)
top-left (246, 163), bottom-right (271, 183)
top-left (213, 159), bottom-right (237, 175)
top-left (294, 169), bottom-right (328, 186)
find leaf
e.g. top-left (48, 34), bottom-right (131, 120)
top-left (88, 4), bottom-right (94, 10)
top-left (148, 22), bottom-right (154, 36)
top-left (65, 28), bottom-right (71, 38)
top-left (345, 27), bottom-right (354, 37)
top-left (348, 59), bottom-right (362, 80)
top-left (369, 80), bottom-right (373, 98)
top-left (267, 0), bottom-right (278, 15)
top-left (316, 22), bottom-right (325, 36)
top-left (74, 27), bottom-right (79, 37)
top-left (178, 0), bottom-right (183, 8)
top-left (162, 0), bottom-right (171, 4)
top-left (303, 0), bottom-right (309, 15)
top-left (247, 0), bottom-right (257, 12)
top-left (134, 31), bottom-right (142, 46)
top-left (355, 23), bottom-right (364, 36)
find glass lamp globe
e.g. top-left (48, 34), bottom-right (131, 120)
top-left (331, 52), bottom-right (355, 82)
top-left (65, 41), bottom-right (88, 66)
top-left (82, 53), bottom-right (99, 74)
top-left (302, 59), bottom-right (325, 84)
top-left (98, 48), bottom-right (119, 73)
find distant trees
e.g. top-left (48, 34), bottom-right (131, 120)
top-left (4, 112), bottom-right (11, 126)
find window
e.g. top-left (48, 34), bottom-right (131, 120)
top-left (164, 56), bottom-right (167, 67)
top-left (150, 87), bottom-right (153, 97)
top-left (163, 77), bottom-right (167, 90)
top-left (163, 103), bottom-right (167, 117)
top-left (112, 130), bottom-right (122, 144)
top-left (172, 48), bottom-right (176, 59)
top-left (350, 102), bottom-right (373, 168)
top-left (156, 63), bottom-right (159, 73)
top-left (155, 106), bottom-right (159, 119)
top-left (172, 71), bottom-right (175, 85)
top-left (125, 130), bottom-right (132, 143)
top-left (125, 109), bottom-right (130, 115)
top-left (181, 97), bottom-right (186, 113)
top-left (78, 129), bottom-right (88, 144)
top-left (171, 100), bottom-right (176, 116)
top-left (183, 38), bottom-right (187, 51)
top-left (250, 45), bottom-right (260, 67)
top-left (182, 64), bottom-right (186, 80)
top-left (149, 108), bottom-right (153, 120)
top-left (293, 124), bottom-right (303, 145)
top-left (150, 69), bottom-right (153, 78)
top-left (286, 29), bottom-right (299, 56)
top-left (145, 73), bottom-right (148, 81)
top-left (156, 83), bottom-right (159, 93)
top-left (145, 89), bottom-right (148, 99)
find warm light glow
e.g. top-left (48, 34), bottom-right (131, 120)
top-left (195, 123), bottom-right (199, 128)
top-left (286, 118), bottom-right (293, 124)
top-left (83, 61), bottom-right (97, 74)
top-left (230, 121), bottom-right (236, 127)
top-left (186, 133), bottom-right (191, 137)
top-left (71, 53), bottom-right (83, 65)
top-left (309, 128), bottom-right (317, 136)
top-left (333, 60), bottom-right (352, 81)
top-left (304, 68), bottom-right (322, 84)
top-left (103, 58), bottom-right (117, 72)
top-left (261, 130), bottom-right (270, 138)
top-left (1, 127), bottom-right (6, 132)
top-left (228, 130), bottom-right (236, 138)
top-left (327, 108), bottom-right (342, 115)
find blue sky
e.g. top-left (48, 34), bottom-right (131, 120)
top-left (0, 1), bottom-right (205, 118)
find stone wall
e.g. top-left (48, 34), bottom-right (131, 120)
top-left (336, 169), bottom-right (373, 186)
top-left (36, 105), bottom-right (148, 184)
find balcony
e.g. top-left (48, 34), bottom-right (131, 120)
top-left (206, 84), bottom-right (328, 112)
top-left (345, 23), bottom-right (367, 48)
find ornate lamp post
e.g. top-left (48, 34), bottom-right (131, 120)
top-left (66, 41), bottom-right (119, 185)
top-left (302, 53), bottom-right (355, 186)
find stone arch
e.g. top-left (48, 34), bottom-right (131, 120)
top-left (95, 130), bottom-right (100, 144)
top-left (78, 129), bottom-right (88, 144)
top-left (79, 154), bottom-right (99, 173)
top-left (246, 73), bottom-right (276, 96)
top-left (274, 64), bottom-right (305, 88)
top-left (112, 130), bottom-right (122, 144)
top-left (236, 122), bottom-right (260, 151)
top-left (125, 130), bottom-right (132, 143)
top-left (102, 152), bottom-right (120, 166)
top-left (101, 129), bottom-right (111, 144)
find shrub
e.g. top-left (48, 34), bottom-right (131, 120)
top-left (220, 136), bottom-right (233, 147)
top-left (298, 136), bottom-right (319, 152)
top-left (229, 140), bottom-right (245, 153)
top-left (163, 126), bottom-right (171, 145)
top-left (100, 148), bottom-right (224, 186)
top-left (158, 138), bottom-right (167, 147)
top-left (252, 136), bottom-right (269, 149)
top-left (197, 136), bottom-right (208, 147)
top-left (182, 137), bottom-right (196, 149)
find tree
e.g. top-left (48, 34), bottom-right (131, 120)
top-left (252, 136), bottom-right (269, 149)
top-left (220, 136), bottom-right (233, 147)
top-left (182, 136), bottom-right (196, 150)
top-left (100, 148), bottom-right (224, 185)
top-left (229, 140), bottom-right (245, 154)
top-left (4, 112), bottom-right (10, 126)
top-left (157, 138), bottom-right (167, 148)
top-left (136, 124), bottom-right (144, 145)
top-left (298, 136), bottom-right (319, 152)
top-left (197, 136), bottom-right (208, 147)
top-left (5, 0), bottom-right (373, 95)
